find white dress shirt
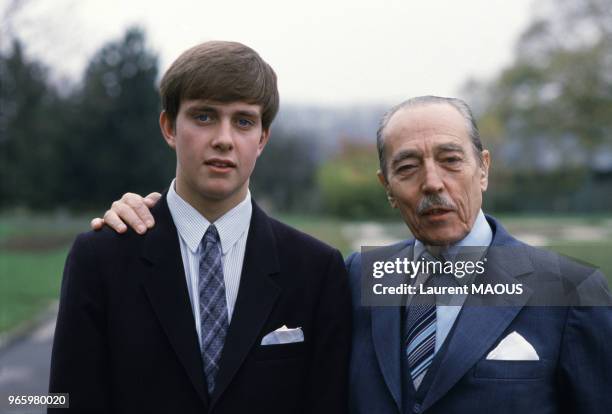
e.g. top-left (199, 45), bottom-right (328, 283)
top-left (412, 209), bottom-right (493, 352)
top-left (167, 179), bottom-right (251, 347)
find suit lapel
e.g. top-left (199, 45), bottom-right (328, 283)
top-left (370, 243), bottom-right (413, 413)
top-left (210, 202), bottom-right (281, 409)
top-left (371, 306), bottom-right (403, 412)
top-left (421, 219), bottom-right (534, 412)
top-left (140, 195), bottom-right (209, 408)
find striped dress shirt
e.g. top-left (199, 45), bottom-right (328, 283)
top-left (167, 180), bottom-right (251, 347)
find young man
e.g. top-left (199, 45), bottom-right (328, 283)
top-left (49, 41), bottom-right (351, 414)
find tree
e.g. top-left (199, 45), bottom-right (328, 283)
top-left (0, 39), bottom-right (65, 208)
top-left (463, 0), bottom-right (612, 212)
top-left (60, 27), bottom-right (173, 208)
top-left (317, 142), bottom-right (395, 219)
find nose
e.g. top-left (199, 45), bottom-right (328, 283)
top-left (421, 160), bottom-right (444, 193)
top-left (211, 119), bottom-right (234, 152)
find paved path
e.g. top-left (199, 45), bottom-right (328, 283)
top-left (0, 313), bottom-right (56, 414)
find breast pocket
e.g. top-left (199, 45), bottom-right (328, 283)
top-left (254, 341), bottom-right (306, 361)
top-left (473, 360), bottom-right (552, 380)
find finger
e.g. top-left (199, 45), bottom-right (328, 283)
top-left (105, 204), bottom-right (139, 234)
top-left (142, 192), bottom-right (161, 228)
top-left (144, 192), bottom-right (162, 206)
top-left (122, 193), bottom-right (155, 229)
top-left (90, 217), bottom-right (105, 231)
top-left (111, 200), bottom-right (148, 234)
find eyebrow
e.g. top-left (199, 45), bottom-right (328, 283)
top-left (185, 105), bottom-right (259, 119)
top-left (185, 105), bottom-right (217, 114)
top-left (233, 110), bottom-right (260, 118)
top-left (391, 143), bottom-right (467, 167)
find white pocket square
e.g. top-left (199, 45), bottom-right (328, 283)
top-left (486, 331), bottom-right (539, 361)
top-left (261, 325), bottom-right (304, 345)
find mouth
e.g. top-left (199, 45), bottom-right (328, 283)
top-left (204, 158), bottom-right (236, 172)
top-left (421, 207), bottom-right (455, 218)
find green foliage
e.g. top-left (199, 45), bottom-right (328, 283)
top-left (0, 40), bottom-right (65, 207)
top-left (60, 27), bottom-right (174, 208)
top-left (0, 27), bottom-right (175, 210)
top-left (485, 167), bottom-right (591, 212)
top-left (317, 143), bottom-right (395, 219)
top-left (463, 0), bottom-right (612, 213)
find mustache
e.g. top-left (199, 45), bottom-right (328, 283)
top-left (416, 194), bottom-right (456, 215)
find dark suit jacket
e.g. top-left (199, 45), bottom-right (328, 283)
top-left (49, 195), bottom-right (351, 413)
top-left (347, 215), bottom-right (612, 414)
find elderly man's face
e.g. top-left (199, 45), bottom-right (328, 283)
top-left (378, 103), bottom-right (490, 246)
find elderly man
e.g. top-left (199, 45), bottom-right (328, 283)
top-left (93, 96), bottom-right (612, 413)
top-left (346, 96), bottom-right (612, 414)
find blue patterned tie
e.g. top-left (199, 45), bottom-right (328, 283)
top-left (405, 303), bottom-right (436, 388)
top-left (198, 225), bottom-right (228, 394)
top-left (404, 252), bottom-right (439, 389)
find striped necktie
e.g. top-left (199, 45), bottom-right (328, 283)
top-left (404, 252), bottom-right (440, 389)
top-left (198, 225), bottom-right (228, 395)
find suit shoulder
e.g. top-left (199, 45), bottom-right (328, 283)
top-left (345, 239), bottom-right (411, 283)
top-left (521, 243), bottom-right (609, 296)
top-left (346, 239), bottom-right (412, 268)
top-left (70, 226), bottom-right (143, 257)
top-left (523, 243), bottom-right (598, 278)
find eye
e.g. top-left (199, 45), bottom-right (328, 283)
top-left (443, 156), bottom-right (462, 164)
top-left (236, 118), bottom-right (255, 128)
top-left (194, 113), bottom-right (213, 123)
top-left (396, 164), bottom-right (417, 173)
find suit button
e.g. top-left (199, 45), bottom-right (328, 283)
top-left (413, 403), bottom-right (421, 413)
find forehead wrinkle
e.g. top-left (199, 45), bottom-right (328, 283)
top-left (436, 143), bottom-right (465, 153)
top-left (386, 104), bottom-right (470, 142)
top-left (388, 131), bottom-right (467, 156)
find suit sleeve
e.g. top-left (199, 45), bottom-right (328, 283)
top-left (558, 291), bottom-right (612, 413)
top-left (48, 233), bottom-right (110, 413)
top-left (306, 249), bottom-right (352, 414)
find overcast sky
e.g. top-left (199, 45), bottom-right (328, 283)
top-left (7, 0), bottom-right (534, 105)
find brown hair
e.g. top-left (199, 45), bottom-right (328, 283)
top-left (159, 41), bottom-right (279, 129)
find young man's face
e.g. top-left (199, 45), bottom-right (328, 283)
top-left (160, 99), bottom-right (269, 215)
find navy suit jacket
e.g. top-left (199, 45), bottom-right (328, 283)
top-left (49, 194), bottom-right (351, 413)
top-left (347, 216), bottom-right (612, 414)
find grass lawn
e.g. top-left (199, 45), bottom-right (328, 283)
top-left (0, 212), bottom-right (90, 334)
top-left (0, 248), bottom-right (68, 333)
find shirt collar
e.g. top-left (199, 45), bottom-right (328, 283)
top-left (167, 179), bottom-right (252, 255)
top-left (413, 209), bottom-right (492, 261)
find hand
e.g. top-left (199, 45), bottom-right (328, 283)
top-left (90, 192), bottom-right (161, 234)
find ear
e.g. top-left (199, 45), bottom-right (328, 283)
top-left (256, 128), bottom-right (271, 157)
top-left (377, 169), bottom-right (397, 209)
top-left (159, 111), bottom-right (176, 150)
top-left (479, 149), bottom-right (491, 192)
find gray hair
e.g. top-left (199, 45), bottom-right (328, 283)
top-left (376, 95), bottom-right (484, 178)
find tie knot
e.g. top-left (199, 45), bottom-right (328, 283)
top-left (203, 225), bottom-right (220, 246)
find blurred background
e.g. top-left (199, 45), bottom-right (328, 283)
top-left (1, 0), bottom-right (611, 411)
